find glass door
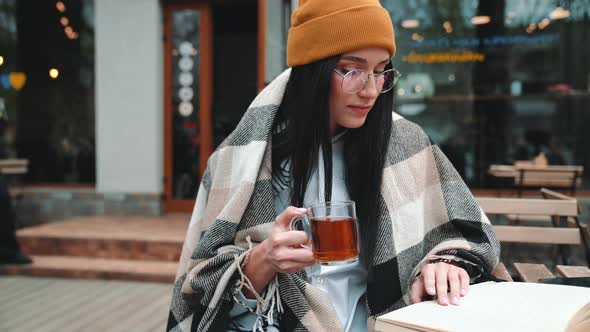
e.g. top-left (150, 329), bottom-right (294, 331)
top-left (164, 2), bottom-right (212, 212)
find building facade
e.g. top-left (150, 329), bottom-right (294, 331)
top-left (1, 0), bottom-right (588, 225)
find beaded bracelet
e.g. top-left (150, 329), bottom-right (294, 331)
top-left (428, 258), bottom-right (454, 265)
top-left (428, 257), bottom-right (479, 277)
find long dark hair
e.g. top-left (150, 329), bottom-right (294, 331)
top-left (272, 56), bottom-right (394, 260)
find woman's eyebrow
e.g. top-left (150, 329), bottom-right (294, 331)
top-left (340, 56), bottom-right (367, 63)
top-left (340, 56), bottom-right (391, 65)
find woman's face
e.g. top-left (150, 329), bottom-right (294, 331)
top-left (329, 47), bottom-right (391, 135)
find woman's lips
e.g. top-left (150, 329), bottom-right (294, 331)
top-left (348, 105), bottom-right (372, 114)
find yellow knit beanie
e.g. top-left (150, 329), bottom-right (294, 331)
top-left (287, 0), bottom-right (396, 67)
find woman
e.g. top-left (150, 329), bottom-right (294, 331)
top-left (167, 1), bottom-right (500, 331)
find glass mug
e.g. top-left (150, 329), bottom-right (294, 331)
top-left (290, 200), bottom-right (359, 265)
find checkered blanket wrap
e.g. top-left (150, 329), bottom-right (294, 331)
top-left (166, 69), bottom-right (500, 332)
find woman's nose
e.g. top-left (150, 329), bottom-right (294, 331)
top-left (359, 76), bottom-right (379, 98)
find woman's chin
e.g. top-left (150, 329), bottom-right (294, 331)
top-left (340, 117), bottom-right (368, 129)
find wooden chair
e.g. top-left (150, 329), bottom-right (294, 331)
top-left (513, 164), bottom-right (583, 197)
top-left (540, 188), bottom-right (590, 267)
top-left (512, 263), bottom-right (590, 283)
top-left (476, 196), bottom-right (589, 280)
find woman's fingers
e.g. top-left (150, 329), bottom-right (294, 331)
top-left (420, 262), bottom-right (471, 306)
top-left (268, 208), bottom-right (315, 273)
top-left (447, 268), bottom-right (461, 306)
top-left (293, 248), bottom-right (315, 263)
top-left (276, 247), bottom-right (314, 264)
top-left (410, 278), bottom-right (426, 304)
top-left (274, 206), bottom-right (307, 231)
top-left (459, 268), bottom-right (470, 297)
top-left (434, 264), bottom-right (449, 305)
top-left (421, 263), bottom-right (436, 296)
top-left (272, 230), bottom-right (309, 247)
top-left (271, 247), bottom-right (315, 272)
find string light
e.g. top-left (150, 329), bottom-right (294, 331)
top-left (55, 1), bottom-right (79, 40)
top-left (49, 68), bottom-right (60, 79)
top-left (401, 19), bottom-right (420, 29)
top-left (538, 18), bottom-right (550, 30)
top-left (443, 21), bottom-right (453, 34)
top-left (472, 16), bottom-right (491, 25)
top-left (56, 1), bottom-right (66, 12)
top-left (549, 6), bottom-right (570, 20)
top-left (0, 56), bottom-right (4, 66)
top-left (526, 23), bottom-right (536, 33)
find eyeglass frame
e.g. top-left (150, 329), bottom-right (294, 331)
top-left (332, 67), bottom-right (401, 94)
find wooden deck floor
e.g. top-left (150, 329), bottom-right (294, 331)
top-left (0, 276), bottom-right (172, 332)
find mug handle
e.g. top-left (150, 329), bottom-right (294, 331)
top-left (290, 214), bottom-right (312, 250)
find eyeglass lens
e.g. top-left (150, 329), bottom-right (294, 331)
top-left (342, 70), bottom-right (399, 93)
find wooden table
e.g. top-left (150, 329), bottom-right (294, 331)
top-left (488, 164), bottom-right (518, 178)
top-left (0, 159), bottom-right (28, 175)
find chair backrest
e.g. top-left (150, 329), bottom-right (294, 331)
top-left (514, 165), bottom-right (583, 195)
top-left (476, 196), bottom-right (581, 245)
top-left (540, 188), bottom-right (590, 266)
top-left (476, 196), bottom-right (578, 217)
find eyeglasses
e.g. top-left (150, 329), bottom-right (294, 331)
top-left (333, 68), bottom-right (401, 94)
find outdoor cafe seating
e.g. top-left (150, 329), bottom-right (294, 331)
top-left (478, 188), bottom-right (590, 284)
top-left (488, 162), bottom-right (583, 197)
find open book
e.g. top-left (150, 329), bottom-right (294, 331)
top-left (375, 282), bottom-right (590, 332)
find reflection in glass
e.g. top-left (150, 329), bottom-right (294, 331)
top-left (2, 0), bottom-right (96, 183)
top-left (171, 10), bottom-right (200, 199)
top-left (381, 0), bottom-right (590, 189)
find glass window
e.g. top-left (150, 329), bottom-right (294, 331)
top-left (0, 0), bottom-right (95, 183)
top-left (170, 9), bottom-right (201, 200)
top-left (382, 0), bottom-right (590, 189)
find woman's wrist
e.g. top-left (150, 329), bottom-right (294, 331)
top-left (241, 239), bottom-right (277, 298)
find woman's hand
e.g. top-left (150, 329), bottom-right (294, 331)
top-left (241, 206), bottom-right (315, 298)
top-left (259, 206), bottom-right (316, 273)
top-left (409, 261), bottom-right (470, 306)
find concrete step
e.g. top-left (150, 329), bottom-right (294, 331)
top-left (0, 255), bottom-right (178, 283)
top-left (16, 216), bottom-right (188, 262)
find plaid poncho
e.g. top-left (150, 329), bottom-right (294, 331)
top-left (167, 69), bottom-right (500, 332)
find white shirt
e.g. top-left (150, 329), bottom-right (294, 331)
top-left (228, 133), bottom-right (368, 331)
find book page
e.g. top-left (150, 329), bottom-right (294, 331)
top-left (565, 302), bottom-right (590, 332)
top-left (376, 282), bottom-right (590, 332)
